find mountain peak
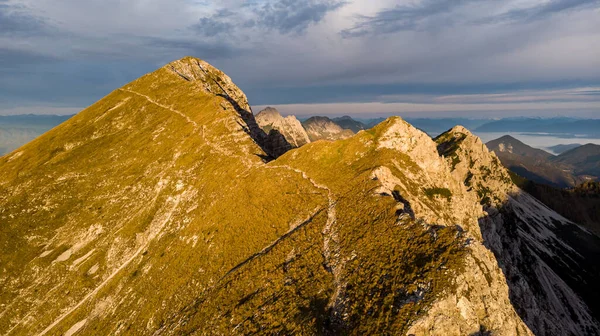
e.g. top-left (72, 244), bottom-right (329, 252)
top-left (436, 127), bottom-right (515, 206)
top-left (302, 116), bottom-right (354, 141)
top-left (159, 56), bottom-right (252, 113)
top-left (256, 107), bottom-right (282, 118)
top-left (448, 125), bottom-right (473, 135)
top-left (255, 107), bottom-right (310, 148)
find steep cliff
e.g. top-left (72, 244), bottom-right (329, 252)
top-left (436, 126), bottom-right (600, 336)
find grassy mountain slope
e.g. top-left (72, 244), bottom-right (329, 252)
top-left (0, 57), bottom-right (306, 335)
top-left (0, 57), bottom-right (542, 335)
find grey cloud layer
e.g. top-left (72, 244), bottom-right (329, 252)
top-left (0, 1), bottom-right (48, 36)
top-left (191, 0), bottom-right (347, 36)
top-left (342, 0), bottom-right (600, 36)
top-left (0, 0), bottom-right (599, 116)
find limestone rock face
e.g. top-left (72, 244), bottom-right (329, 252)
top-left (302, 116), bottom-right (354, 142)
top-left (436, 126), bottom-right (516, 206)
top-left (436, 126), bottom-right (600, 336)
top-left (255, 107), bottom-right (311, 147)
top-left (371, 119), bottom-right (531, 335)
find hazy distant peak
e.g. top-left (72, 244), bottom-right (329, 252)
top-left (332, 115), bottom-right (367, 133)
top-left (256, 107), bottom-right (310, 148)
top-left (256, 107), bottom-right (282, 118)
top-left (332, 115), bottom-right (353, 121)
top-left (302, 115), bottom-right (354, 141)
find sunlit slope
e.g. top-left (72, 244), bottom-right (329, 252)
top-left (1, 58), bottom-right (529, 335)
top-left (162, 118), bottom-right (530, 335)
top-left (0, 57), bottom-right (322, 335)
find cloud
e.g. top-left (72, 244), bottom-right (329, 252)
top-left (144, 37), bottom-right (244, 60)
top-left (0, 0), bottom-right (598, 117)
top-left (486, 0), bottom-right (600, 24)
top-left (0, 47), bottom-right (58, 70)
top-left (190, 9), bottom-right (236, 37)
top-left (342, 0), bottom-right (600, 37)
top-left (0, 1), bottom-right (49, 36)
top-left (253, 0), bottom-right (347, 34)
top-left (191, 0), bottom-right (347, 37)
top-left (341, 0), bottom-right (475, 37)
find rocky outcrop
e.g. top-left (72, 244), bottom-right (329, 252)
top-left (436, 126), bottom-right (600, 336)
top-left (371, 119), bottom-right (531, 335)
top-left (166, 57), bottom-right (291, 159)
top-left (302, 116), bottom-right (354, 142)
top-left (255, 107), bottom-right (310, 148)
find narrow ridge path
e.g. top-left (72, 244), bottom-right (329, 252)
top-left (265, 165), bottom-right (345, 311)
top-left (118, 88), bottom-right (258, 168)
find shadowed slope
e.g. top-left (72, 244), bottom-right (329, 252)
top-left (437, 126), bottom-right (600, 336)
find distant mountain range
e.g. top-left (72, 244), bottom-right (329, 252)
top-left (256, 109), bottom-right (356, 144)
top-left (256, 111), bottom-right (600, 190)
top-left (6, 113), bottom-right (598, 157)
top-left (547, 143), bottom-right (582, 154)
top-left (331, 116), bottom-right (367, 133)
top-left (486, 135), bottom-right (600, 188)
top-left (553, 144), bottom-right (600, 177)
top-left (475, 117), bottom-right (600, 137)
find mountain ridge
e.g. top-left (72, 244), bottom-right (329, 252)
top-left (1, 57), bottom-right (598, 335)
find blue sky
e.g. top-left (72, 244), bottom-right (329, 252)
top-left (1, 0), bottom-right (599, 117)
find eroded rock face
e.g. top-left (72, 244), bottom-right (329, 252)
top-left (370, 119), bottom-right (531, 335)
top-left (255, 107), bottom-right (311, 148)
top-left (436, 126), bottom-right (600, 336)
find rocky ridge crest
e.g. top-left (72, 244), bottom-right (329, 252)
top-left (436, 126), bottom-right (600, 335)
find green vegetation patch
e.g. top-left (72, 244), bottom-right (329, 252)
top-left (424, 187), bottom-right (453, 200)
